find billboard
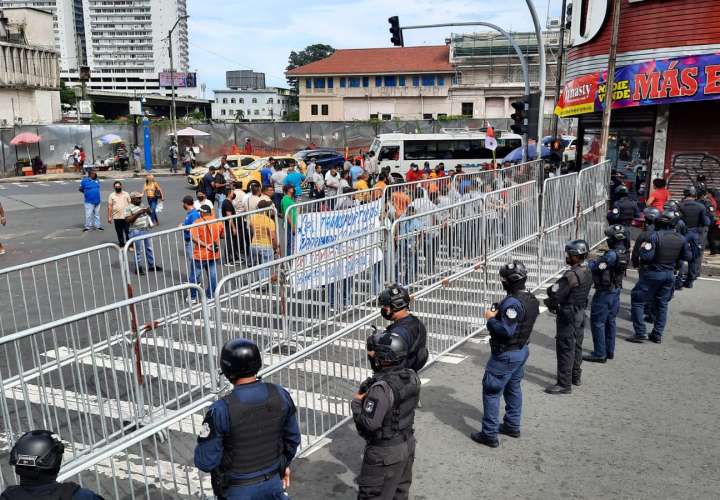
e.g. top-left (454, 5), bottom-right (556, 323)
top-left (158, 72), bottom-right (197, 88)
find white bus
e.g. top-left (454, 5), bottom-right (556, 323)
top-left (365, 130), bottom-right (522, 181)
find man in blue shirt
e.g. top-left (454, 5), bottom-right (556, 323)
top-left (195, 339), bottom-right (301, 499)
top-left (350, 162), bottom-right (364, 185)
top-left (79, 169), bottom-right (103, 232)
top-left (260, 158), bottom-right (275, 187)
top-left (283, 162), bottom-right (305, 197)
top-left (181, 195), bottom-right (201, 299)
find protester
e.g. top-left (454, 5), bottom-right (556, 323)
top-left (270, 161), bottom-right (287, 211)
top-left (646, 178), bottom-right (670, 211)
top-left (350, 162), bottom-right (364, 185)
top-left (247, 183), bottom-right (264, 212)
top-left (308, 163), bottom-right (325, 199)
top-left (202, 165), bottom-right (217, 203)
top-left (189, 204), bottom-right (224, 300)
top-left (405, 163), bottom-right (423, 183)
top-left (354, 171), bottom-right (370, 203)
top-left (194, 190), bottom-right (214, 212)
top-left (281, 184), bottom-right (297, 255)
top-left (221, 188), bottom-right (240, 267)
top-left (108, 181), bottom-right (131, 246)
top-left (336, 187), bottom-right (358, 210)
top-left (79, 169), bottom-right (102, 232)
top-left (133, 144), bottom-right (142, 169)
top-left (339, 170), bottom-right (352, 193)
top-left (250, 200), bottom-right (280, 278)
top-left (260, 158), bottom-right (274, 187)
top-left (143, 174), bottom-right (164, 225)
top-left (373, 172), bottom-right (388, 200)
top-left (125, 192), bottom-right (160, 275)
top-left (214, 164), bottom-right (228, 209)
top-left (0, 201), bottom-right (6, 255)
top-left (284, 162), bottom-right (305, 197)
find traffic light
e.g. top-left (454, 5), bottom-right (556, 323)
top-left (389, 16), bottom-right (404, 47)
top-left (510, 97), bottom-right (528, 135)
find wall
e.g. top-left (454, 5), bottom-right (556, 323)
top-left (3, 8), bottom-right (55, 48)
top-left (665, 100), bottom-right (720, 165)
top-left (0, 89), bottom-right (61, 125)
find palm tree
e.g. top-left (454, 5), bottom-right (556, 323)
top-left (234, 109), bottom-right (245, 122)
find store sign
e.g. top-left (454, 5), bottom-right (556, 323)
top-left (158, 72), bottom-right (197, 88)
top-left (570, 0), bottom-right (608, 46)
top-left (555, 53), bottom-right (720, 116)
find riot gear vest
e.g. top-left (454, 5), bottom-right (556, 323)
top-left (368, 368), bottom-right (420, 445)
top-left (614, 198), bottom-right (636, 224)
top-left (565, 264), bottom-right (593, 306)
top-left (1, 482), bottom-right (80, 500)
top-left (490, 291), bottom-right (539, 353)
top-left (592, 248), bottom-right (629, 289)
top-left (221, 383), bottom-right (285, 475)
top-left (680, 200), bottom-right (705, 228)
top-left (645, 231), bottom-right (685, 270)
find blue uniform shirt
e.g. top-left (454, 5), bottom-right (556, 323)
top-left (588, 249), bottom-right (618, 272)
top-left (487, 296), bottom-right (525, 340)
top-left (4, 484), bottom-right (102, 500)
top-left (183, 208), bottom-right (201, 241)
top-left (194, 381), bottom-right (301, 479)
top-left (79, 177), bottom-right (101, 205)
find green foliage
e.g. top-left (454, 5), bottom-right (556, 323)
top-left (59, 82), bottom-right (76, 105)
top-left (286, 43), bottom-right (335, 91)
top-left (437, 114), bottom-right (465, 121)
top-left (284, 110), bottom-right (299, 122)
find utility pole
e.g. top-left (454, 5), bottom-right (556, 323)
top-left (550, 0), bottom-right (568, 140)
top-left (167, 15), bottom-right (189, 145)
top-left (600, 0), bottom-right (622, 160)
top-left (525, 0), bottom-right (546, 145)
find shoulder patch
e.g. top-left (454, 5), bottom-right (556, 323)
top-left (612, 208), bottom-right (619, 214)
top-left (505, 307), bottom-right (518, 320)
top-left (551, 283), bottom-right (560, 292)
top-left (363, 398), bottom-right (377, 417)
top-left (643, 242), bottom-right (653, 251)
top-left (199, 422), bottom-right (212, 438)
top-left (599, 262), bottom-right (608, 270)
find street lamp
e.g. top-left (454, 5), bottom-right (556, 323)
top-left (167, 15), bottom-right (189, 145)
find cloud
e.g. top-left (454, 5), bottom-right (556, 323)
top-left (188, 0), bottom-right (562, 95)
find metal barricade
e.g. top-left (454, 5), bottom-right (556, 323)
top-left (576, 160), bottom-right (612, 249)
top-left (451, 160), bottom-right (543, 196)
top-left (382, 176), bottom-right (453, 220)
top-left (483, 181), bottom-right (539, 259)
top-left (0, 244), bottom-right (126, 336)
top-left (498, 160), bottom-right (544, 191)
top-left (539, 173), bottom-right (579, 287)
top-left (0, 284), bottom-right (216, 489)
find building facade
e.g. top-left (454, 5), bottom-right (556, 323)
top-left (557, 0), bottom-right (720, 188)
top-left (212, 87), bottom-right (294, 122)
top-left (0, 7), bottom-right (61, 124)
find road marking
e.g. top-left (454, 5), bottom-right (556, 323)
top-left (265, 353), bottom-right (372, 383)
top-left (55, 181), bottom-right (66, 185)
top-left (436, 352), bottom-right (467, 364)
top-left (35, 182), bottom-right (49, 187)
top-left (11, 183), bottom-right (27, 188)
top-left (698, 276), bottom-right (720, 282)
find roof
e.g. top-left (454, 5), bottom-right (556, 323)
top-left (286, 46), bottom-right (453, 76)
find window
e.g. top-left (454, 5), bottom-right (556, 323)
top-left (399, 76), bottom-right (406, 87)
top-left (254, 109), bottom-right (259, 115)
top-left (314, 77), bottom-right (325, 89)
top-left (378, 146), bottom-right (400, 161)
top-left (247, 109), bottom-right (251, 115)
top-left (423, 113), bottom-right (433, 120)
top-left (349, 77), bottom-right (361, 88)
top-left (363, 76), bottom-right (369, 87)
top-left (421, 75), bottom-right (435, 86)
top-left (311, 104), bottom-right (319, 115)
top-left (370, 113), bottom-right (379, 120)
top-left (231, 98), bottom-right (236, 104)
top-left (437, 113), bottom-right (447, 119)
top-left (239, 98), bottom-right (244, 103)
top-left (382, 114), bottom-right (391, 120)
top-left (437, 75), bottom-right (445, 86)
top-left (252, 98), bottom-right (257, 103)
top-left (461, 102), bottom-right (473, 117)
top-left (327, 78), bottom-right (333, 89)
top-left (220, 109), bottom-right (226, 115)
top-left (305, 78), bottom-right (312, 89)
top-left (340, 77), bottom-right (346, 88)
top-left (375, 76), bottom-right (382, 87)
top-left (222, 97), bottom-right (228, 103)
top-left (384, 75), bottom-right (396, 87)
top-left (267, 98), bottom-right (273, 104)
top-left (412, 76), bottom-right (420, 87)
top-left (321, 104), bottom-right (329, 115)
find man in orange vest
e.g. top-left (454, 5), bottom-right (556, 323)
top-left (189, 205), bottom-right (225, 300)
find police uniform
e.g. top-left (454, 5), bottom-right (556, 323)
top-left (386, 315), bottom-right (428, 372)
top-left (1, 483), bottom-right (102, 500)
top-left (629, 228), bottom-right (691, 342)
top-left (609, 195), bottom-right (639, 241)
top-left (481, 290), bottom-right (539, 439)
top-left (680, 198), bottom-right (711, 287)
top-left (545, 262), bottom-right (593, 389)
top-left (587, 245), bottom-right (628, 360)
top-left (194, 380), bottom-right (301, 499)
top-left (352, 367), bottom-right (420, 500)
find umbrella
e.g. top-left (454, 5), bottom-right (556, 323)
top-left (10, 132), bottom-right (41, 145)
top-left (170, 127), bottom-right (210, 137)
top-left (503, 143), bottom-right (551, 163)
top-left (97, 133), bottom-right (123, 145)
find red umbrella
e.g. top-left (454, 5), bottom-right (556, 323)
top-left (10, 132), bottom-right (41, 145)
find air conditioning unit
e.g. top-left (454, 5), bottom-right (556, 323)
top-left (547, 18), bottom-right (561, 29)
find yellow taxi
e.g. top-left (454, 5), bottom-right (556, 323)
top-left (231, 156), bottom-right (307, 191)
top-left (186, 154), bottom-right (259, 188)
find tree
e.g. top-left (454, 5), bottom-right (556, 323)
top-left (286, 43), bottom-right (335, 93)
top-left (234, 109), bottom-right (245, 122)
top-left (59, 81), bottom-right (76, 106)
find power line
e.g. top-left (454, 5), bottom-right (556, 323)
top-left (189, 43), bottom-right (288, 87)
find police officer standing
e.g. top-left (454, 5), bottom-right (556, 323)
top-left (627, 211), bottom-right (691, 344)
top-left (353, 330), bottom-right (421, 500)
top-left (194, 339), bottom-right (301, 499)
top-left (378, 285), bottom-right (429, 372)
top-left (1, 430), bottom-right (103, 500)
top-left (679, 186), bottom-right (711, 288)
top-left (583, 226), bottom-right (629, 363)
top-left (543, 240), bottom-right (593, 395)
top-left (608, 185), bottom-right (639, 242)
top-left (470, 261), bottom-right (539, 448)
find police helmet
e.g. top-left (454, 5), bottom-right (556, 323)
top-left (220, 339), bottom-right (262, 381)
top-left (499, 260), bottom-right (528, 284)
top-left (604, 224), bottom-right (627, 241)
top-left (696, 182), bottom-right (708, 197)
top-left (565, 239), bottom-right (589, 258)
top-left (643, 207), bottom-right (661, 224)
top-left (684, 185), bottom-right (698, 198)
top-left (658, 210), bottom-right (677, 228)
top-left (378, 284), bottom-right (410, 311)
top-left (9, 430), bottom-right (64, 473)
top-left (614, 185), bottom-right (629, 197)
top-left (369, 330), bottom-right (408, 366)
top-left (664, 200), bottom-right (680, 211)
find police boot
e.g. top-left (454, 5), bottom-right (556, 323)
top-left (545, 384), bottom-right (571, 395)
top-left (470, 431), bottom-right (499, 448)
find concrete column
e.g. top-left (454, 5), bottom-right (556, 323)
top-left (504, 97), bottom-right (510, 117)
top-left (651, 104), bottom-right (670, 179)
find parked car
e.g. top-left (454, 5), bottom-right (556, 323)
top-left (232, 156), bottom-right (308, 191)
top-left (294, 149), bottom-right (345, 173)
top-left (186, 154), bottom-right (259, 188)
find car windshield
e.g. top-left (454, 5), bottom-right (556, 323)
top-left (243, 159), bottom-right (267, 170)
top-left (205, 157), bottom-right (222, 169)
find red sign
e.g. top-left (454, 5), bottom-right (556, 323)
top-left (554, 73), bottom-right (599, 117)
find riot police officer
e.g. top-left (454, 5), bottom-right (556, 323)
top-left (471, 261), bottom-right (539, 448)
top-left (1, 430), bottom-right (103, 500)
top-left (378, 285), bottom-right (428, 372)
top-left (642, 206), bottom-right (661, 232)
top-left (608, 185), bottom-right (639, 241)
top-left (627, 211), bottom-right (691, 344)
top-left (679, 186), bottom-right (711, 288)
top-left (194, 339), bottom-right (301, 499)
top-left (353, 330), bottom-right (421, 500)
top-left (543, 240), bottom-right (593, 395)
top-left (583, 226), bottom-right (629, 363)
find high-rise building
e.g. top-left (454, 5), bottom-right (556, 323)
top-left (0, 0), bottom-right (190, 94)
top-left (226, 70), bottom-right (266, 90)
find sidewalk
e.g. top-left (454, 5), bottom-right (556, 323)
top-left (291, 275), bottom-right (720, 500)
top-left (0, 168), bottom-right (184, 183)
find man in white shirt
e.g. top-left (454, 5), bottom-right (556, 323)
top-left (194, 191), bottom-right (214, 212)
top-left (270, 163), bottom-right (287, 211)
top-left (325, 165), bottom-right (341, 198)
top-left (309, 164), bottom-right (325, 199)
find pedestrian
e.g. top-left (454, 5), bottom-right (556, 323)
top-left (194, 190), bottom-right (214, 212)
top-left (181, 195), bottom-right (201, 293)
top-left (353, 329), bottom-right (420, 500)
top-left (339, 169), bottom-right (352, 192)
top-left (125, 192), bottom-right (161, 275)
top-left (260, 158), bottom-right (274, 188)
top-left (221, 187), bottom-right (240, 267)
top-left (79, 147), bottom-right (88, 176)
top-left (215, 164), bottom-right (229, 210)
top-left (405, 163), bottom-right (422, 183)
top-left (0, 201), bottom-right (6, 255)
top-left (79, 169), bottom-right (103, 232)
top-left (627, 210), bottom-right (691, 344)
top-left (646, 178), bottom-right (670, 211)
top-left (133, 144), bottom-right (142, 170)
top-left (242, 137), bottom-right (254, 154)
top-left (194, 338), bottom-right (300, 500)
top-left (189, 204), bottom-right (224, 299)
top-left (143, 174), bottom-right (164, 225)
top-left (343, 156), bottom-right (353, 172)
top-left (169, 142), bottom-right (179, 173)
top-left (308, 163), bottom-right (325, 199)
top-left (201, 165), bottom-right (216, 204)
top-left (281, 184), bottom-right (297, 256)
top-left (107, 181), bottom-right (131, 246)
top-left (182, 148), bottom-right (193, 175)
top-left (543, 240), bottom-right (593, 395)
top-left (270, 161), bottom-right (287, 212)
top-left (583, 225), bottom-right (629, 363)
top-left (2, 430), bottom-right (103, 499)
top-left (679, 186), bottom-right (711, 288)
top-left (115, 142), bottom-right (129, 171)
top-left (284, 162), bottom-right (305, 198)
top-left (373, 172), bottom-right (388, 201)
top-left (390, 187), bottom-right (411, 221)
top-left (72, 144), bottom-right (81, 173)
top-left (354, 171), bottom-right (370, 203)
top-left (350, 162), bottom-right (364, 185)
top-left (470, 261), bottom-right (540, 448)
top-left (260, 185), bottom-right (274, 207)
top-left (246, 183), bottom-right (263, 212)
top-left (249, 200), bottom-right (280, 277)
top-left (377, 284), bottom-right (428, 372)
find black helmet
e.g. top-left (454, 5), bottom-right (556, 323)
top-left (684, 185), bottom-right (698, 198)
top-left (643, 207), bottom-right (661, 224)
top-left (378, 284), bottom-right (410, 311)
top-left (604, 224), bottom-right (627, 241)
top-left (499, 260), bottom-right (528, 284)
top-left (664, 200), bottom-right (680, 211)
top-left (614, 185), bottom-right (629, 196)
top-left (369, 330), bottom-right (408, 367)
top-left (220, 339), bottom-right (262, 381)
top-left (696, 182), bottom-right (708, 197)
top-left (9, 430), bottom-right (64, 473)
top-left (565, 239), bottom-right (589, 258)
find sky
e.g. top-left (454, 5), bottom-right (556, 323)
top-left (187, 0), bottom-right (562, 97)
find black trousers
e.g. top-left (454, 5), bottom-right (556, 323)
top-left (708, 224), bottom-right (720, 254)
top-left (113, 218), bottom-right (129, 246)
top-left (555, 305), bottom-right (586, 388)
top-left (358, 437), bottom-right (415, 500)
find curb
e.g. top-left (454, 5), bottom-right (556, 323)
top-left (0, 171), bottom-right (184, 183)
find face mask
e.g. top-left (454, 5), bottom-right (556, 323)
top-left (132, 199), bottom-right (141, 206)
top-left (115, 187), bottom-right (122, 193)
top-left (565, 256), bottom-right (573, 266)
top-left (380, 306), bottom-right (394, 321)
